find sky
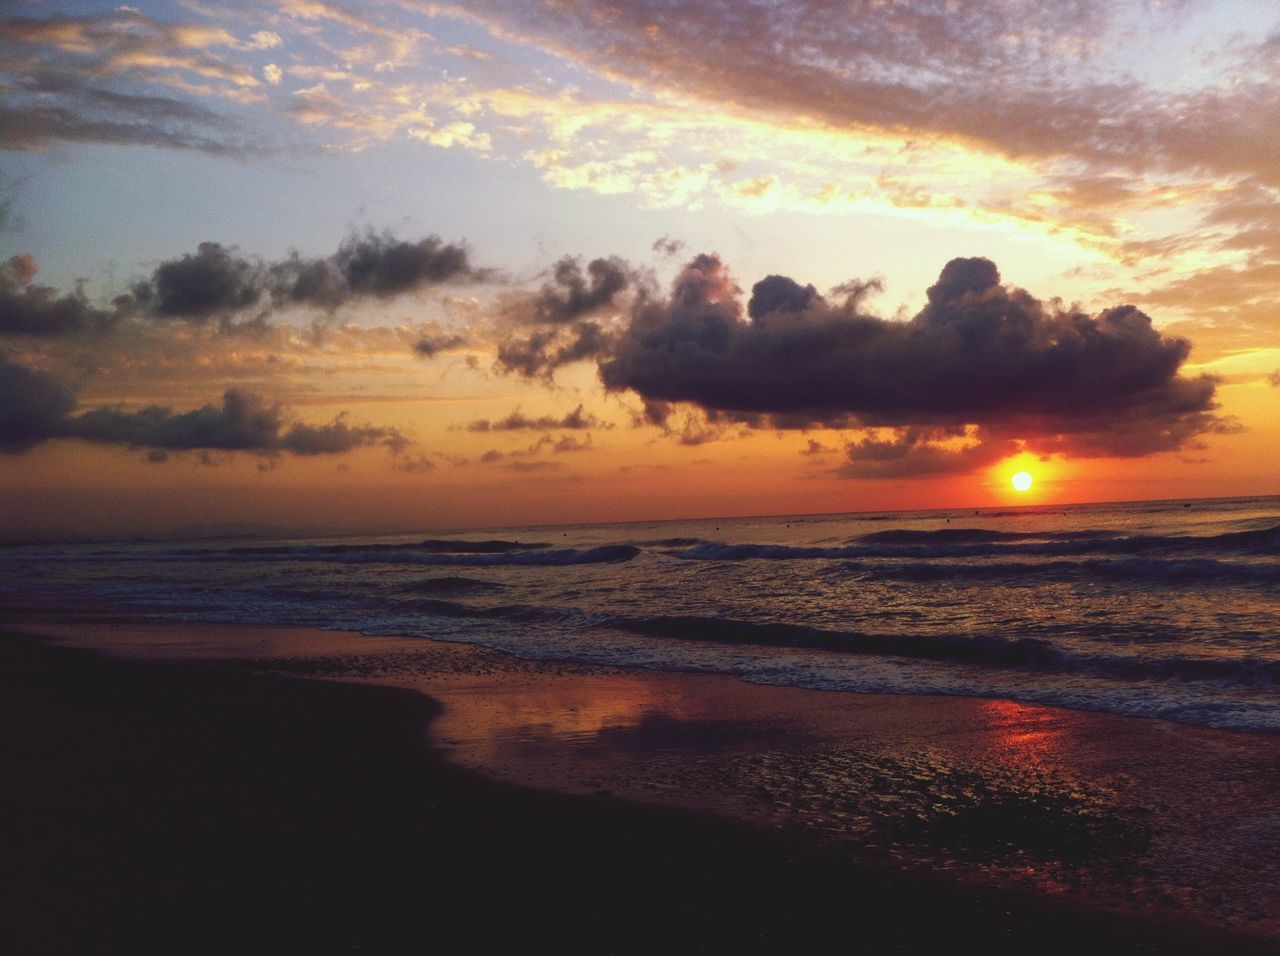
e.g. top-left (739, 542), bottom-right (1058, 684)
top-left (1, 0), bottom-right (1278, 537)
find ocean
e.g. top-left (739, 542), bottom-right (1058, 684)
top-left (4, 495), bottom-right (1278, 732)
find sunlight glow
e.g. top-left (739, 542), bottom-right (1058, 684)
top-left (1011, 470), bottom-right (1034, 492)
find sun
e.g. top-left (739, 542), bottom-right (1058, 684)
top-left (1011, 470), bottom-right (1034, 492)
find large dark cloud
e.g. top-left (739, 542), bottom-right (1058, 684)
top-left (2, 231), bottom-right (480, 336)
top-left (0, 359), bottom-right (403, 458)
top-left (584, 253), bottom-right (1223, 471)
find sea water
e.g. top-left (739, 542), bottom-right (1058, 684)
top-left (3, 495), bottom-right (1277, 732)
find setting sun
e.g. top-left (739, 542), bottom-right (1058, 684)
top-left (1011, 470), bottom-right (1034, 492)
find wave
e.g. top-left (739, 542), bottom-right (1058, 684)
top-left (277, 544), bottom-right (642, 567)
top-left (398, 576), bottom-right (506, 594)
top-left (857, 528), bottom-right (1116, 545)
top-left (56, 542), bottom-right (640, 568)
top-left (611, 616), bottom-right (1280, 687)
top-left (203, 538), bottom-right (551, 557)
top-left (832, 557), bottom-right (1280, 585)
top-left (673, 524), bottom-right (1280, 562)
top-left (386, 598), bottom-right (1280, 688)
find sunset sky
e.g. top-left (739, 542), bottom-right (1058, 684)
top-left (2, 0), bottom-right (1278, 536)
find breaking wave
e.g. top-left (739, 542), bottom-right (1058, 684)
top-left (672, 524), bottom-right (1280, 562)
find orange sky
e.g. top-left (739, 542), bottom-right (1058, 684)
top-left (2, 1), bottom-right (1278, 537)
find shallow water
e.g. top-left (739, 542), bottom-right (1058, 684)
top-left (3, 494), bottom-right (1277, 731)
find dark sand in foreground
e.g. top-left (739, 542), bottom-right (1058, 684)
top-left (2, 612), bottom-right (1277, 954)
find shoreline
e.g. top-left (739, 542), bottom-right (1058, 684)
top-left (3, 606), bottom-right (1279, 950)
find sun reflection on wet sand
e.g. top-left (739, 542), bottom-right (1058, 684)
top-left (973, 698), bottom-right (1069, 770)
top-left (434, 675), bottom-right (691, 759)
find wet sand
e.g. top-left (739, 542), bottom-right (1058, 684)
top-left (3, 608), bottom-right (1278, 952)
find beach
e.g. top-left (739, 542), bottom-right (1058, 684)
top-left (3, 606), bottom-right (1277, 954)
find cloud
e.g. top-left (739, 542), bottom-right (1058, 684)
top-left (453, 1), bottom-right (1280, 194)
top-left (140, 242), bottom-right (264, 320)
top-left (652, 236), bottom-right (685, 257)
top-left (3, 230), bottom-right (482, 334)
top-left (496, 321), bottom-right (614, 378)
top-left (413, 332), bottom-right (468, 358)
top-left (0, 254), bottom-right (127, 336)
top-left (837, 427), bottom-right (1016, 479)
top-left (0, 360), bottom-right (78, 453)
top-left (0, 360), bottom-right (404, 458)
top-left (494, 256), bottom-right (632, 378)
top-left (0, 10), bottom-right (260, 154)
top-left (333, 232), bottom-right (476, 299)
top-left (464, 404), bottom-right (612, 432)
top-left (506, 459), bottom-right (561, 472)
top-left (513, 256), bottom-right (632, 326)
top-left (584, 253), bottom-right (1223, 471)
top-left (1270, 369), bottom-right (1280, 388)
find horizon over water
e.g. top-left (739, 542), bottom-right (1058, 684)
top-left (3, 494), bottom-right (1277, 733)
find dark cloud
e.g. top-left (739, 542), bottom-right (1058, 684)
top-left (496, 321), bottom-right (614, 378)
top-left (170, 231), bottom-right (476, 320)
top-left (0, 361), bottom-right (404, 458)
top-left (3, 231), bottom-right (481, 335)
top-left (747, 275), bottom-right (820, 321)
top-left (465, 404), bottom-right (612, 432)
top-left (837, 427), bottom-right (1016, 479)
top-left (413, 332), bottom-right (468, 358)
top-left (495, 256), bottom-right (632, 378)
top-left (144, 242), bottom-right (264, 320)
top-left (0, 254), bottom-right (126, 336)
top-left (278, 412), bottom-right (401, 456)
top-left (513, 256), bottom-right (631, 326)
top-left (589, 253), bottom-right (1222, 471)
top-left (66, 388), bottom-right (286, 450)
top-left (1269, 369), bottom-right (1280, 388)
top-left (652, 236), bottom-right (686, 257)
top-left (801, 438), bottom-right (836, 457)
top-left (334, 232), bottom-right (476, 299)
top-left (551, 433), bottom-right (592, 453)
top-left (0, 360), bottom-right (77, 452)
top-left (394, 453), bottom-right (438, 473)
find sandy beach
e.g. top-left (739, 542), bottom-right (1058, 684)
top-left (2, 605), bottom-right (1277, 954)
